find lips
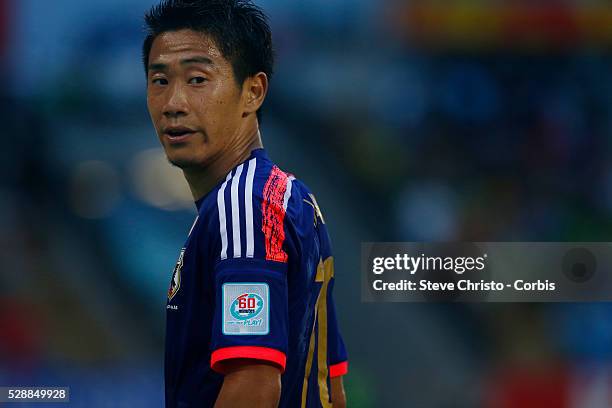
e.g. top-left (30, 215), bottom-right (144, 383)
top-left (163, 126), bottom-right (197, 143)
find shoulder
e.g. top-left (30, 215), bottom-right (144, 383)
top-left (195, 154), bottom-right (315, 260)
top-left (193, 153), bottom-right (321, 257)
top-left (251, 159), bottom-right (318, 226)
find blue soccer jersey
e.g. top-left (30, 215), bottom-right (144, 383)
top-left (165, 148), bottom-right (348, 407)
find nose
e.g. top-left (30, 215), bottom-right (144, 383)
top-left (163, 82), bottom-right (189, 119)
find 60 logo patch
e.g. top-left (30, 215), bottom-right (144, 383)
top-left (230, 293), bottom-right (264, 320)
top-left (222, 283), bottom-right (269, 335)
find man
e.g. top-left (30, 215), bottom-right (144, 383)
top-left (142, 1), bottom-right (348, 407)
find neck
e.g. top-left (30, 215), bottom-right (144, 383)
top-left (183, 128), bottom-right (263, 202)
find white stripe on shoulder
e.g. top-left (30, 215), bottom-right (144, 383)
top-left (244, 158), bottom-right (257, 258)
top-left (283, 175), bottom-right (296, 210)
top-left (231, 164), bottom-right (244, 258)
top-left (217, 172), bottom-right (233, 260)
top-left (188, 215), bottom-right (199, 237)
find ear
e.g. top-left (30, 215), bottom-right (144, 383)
top-left (242, 72), bottom-right (268, 118)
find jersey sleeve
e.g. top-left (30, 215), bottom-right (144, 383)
top-left (209, 164), bottom-right (293, 374)
top-left (308, 191), bottom-right (349, 378)
top-left (327, 274), bottom-right (349, 377)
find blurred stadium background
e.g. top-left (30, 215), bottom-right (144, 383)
top-left (2, 0), bottom-right (612, 406)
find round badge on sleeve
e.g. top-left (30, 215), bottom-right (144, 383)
top-left (168, 248), bottom-right (185, 301)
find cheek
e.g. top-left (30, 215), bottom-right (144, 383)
top-left (192, 91), bottom-right (224, 120)
top-left (191, 96), bottom-right (209, 125)
top-left (189, 84), bottom-right (241, 127)
top-left (194, 95), bottom-right (208, 112)
top-left (209, 81), bottom-right (240, 111)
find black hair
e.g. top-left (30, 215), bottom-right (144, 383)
top-left (143, 0), bottom-right (274, 121)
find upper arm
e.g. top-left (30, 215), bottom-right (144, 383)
top-left (310, 198), bottom-right (349, 378)
top-left (327, 274), bottom-right (349, 378)
top-left (209, 163), bottom-right (295, 374)
top-left (309, 194), bottom-right (349, 408)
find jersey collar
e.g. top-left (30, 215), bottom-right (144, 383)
top-left (194, 148), bottom-right (268, 210)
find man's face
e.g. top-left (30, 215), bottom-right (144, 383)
top-left (146, 29), bottom-right (244, 169)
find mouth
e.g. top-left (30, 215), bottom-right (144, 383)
top-left (163, 126), bottom-right (197, 144)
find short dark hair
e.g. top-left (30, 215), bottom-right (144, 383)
top-left (143, 0), bottom-right (274, 121)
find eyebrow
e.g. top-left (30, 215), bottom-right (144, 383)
top-left (181, 56), bottom-right (214, 66)
top-left (148, 56), bottom-right (215, 72)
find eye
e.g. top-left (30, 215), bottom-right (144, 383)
top-left (151, 77), bottom-right (168, 86)
top-left (189, 76), bottom-right (207, 84)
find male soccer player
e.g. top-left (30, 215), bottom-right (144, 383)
top-left (142, 1), bottom-right (348, 406)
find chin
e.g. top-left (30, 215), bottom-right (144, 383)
top-left (166, 154), bottom-right (207, 169)
top-left (168, 157), bottom-right (197, 169)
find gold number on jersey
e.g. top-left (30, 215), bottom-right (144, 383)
top-left (302, 256), bottom-right (334, 408)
